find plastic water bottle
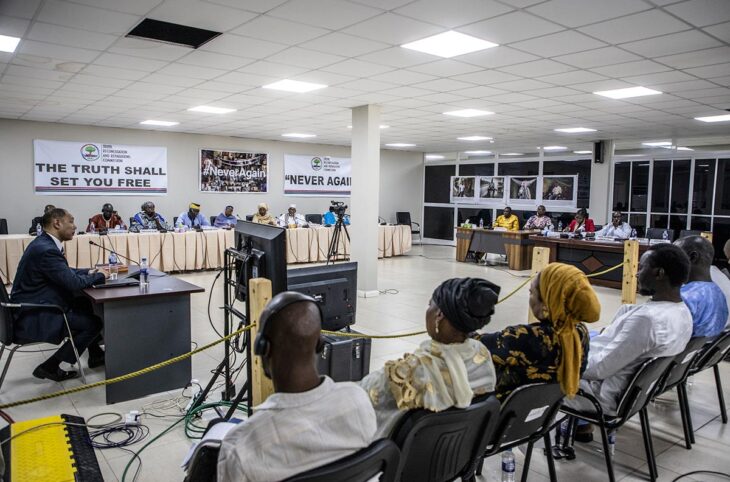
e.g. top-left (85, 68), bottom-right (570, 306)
top-left (139, 256), bottom-right (149, 289)
top-left (479, 218), bottom-right (484, 229)
top-left (630, 228), bottom-right (637, 239)
top-left (36, 223), bottom-right (42, 236)
top-left (109, 251), bottom-right (118, 266)
top-left (608, 431), bottom-right (616, 456)
top-left (543, 226), bottom-right (549, 236)
top-left (558, 220), bottom-right (563, 231)
top-left (89, 222), bottom-right (95, 234)
top-left (501, 449), bottom-right (515, 482)
top-left (557, 419), bottom-right (570, 446)
top-left (662, 230), bottom-right (669, 241)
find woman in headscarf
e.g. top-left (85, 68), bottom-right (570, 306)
top-left (252, 202), bottom-right (276, 225)
top-left (360, 277), bottom-right (501, 438)
top-left (479, 263), bottom-right (600, 400)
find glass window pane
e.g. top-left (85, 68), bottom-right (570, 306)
top-left (671, 160), bottom-right (690, 214)
top-left (650, 214), bottom-right (668, 229)
top-left (497, 161), bottom-right (539, 176)
top-left (423, 206), bottom-right (454, 240)
top-left (692, 159), bottom-right (716, 215)
top-left (459, 163), bottom-right (494, 176)
top-left (669, 215), bottom-right (687, 233)
top-left (690, 216), bottom-right (711, 232)
top-left (613, 162), bottom-right (630, 212)
top-left (715, 158), bottom-right (730, 216)
top-left (651, 160), bottom-right (671, 212)
top-left (457, 207), bottom-right (492, 226)
top-left (424, 165), bottom-right (455, 203)
top-left (542, 159), bottom-right (591, 209)
top-left (630, 162), bottom-right (649, 212)
top-left (629, 214), bottom-right (646, 237)
top-left (712, 217), bottom-right (730, 264)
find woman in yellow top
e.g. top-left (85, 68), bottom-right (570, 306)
top-left (493, 206), bottom-right (520, 231)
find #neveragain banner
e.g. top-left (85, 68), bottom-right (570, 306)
top-left (200, 149), bottom-right (268, 193)
top-left (34, 139), bottom-right (167, 195)
top-left (284, 154), bottom-right (351, 196)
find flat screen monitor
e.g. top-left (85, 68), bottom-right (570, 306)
top-left (286, 262), bottom-right (357, 331)
top-left (234, 220), bottom-right (287, 301)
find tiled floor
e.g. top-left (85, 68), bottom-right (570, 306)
top-left (1, 245), bottom-right (728, 481)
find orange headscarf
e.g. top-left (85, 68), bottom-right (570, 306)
top-left (538, 263), bottom-right (600, 397)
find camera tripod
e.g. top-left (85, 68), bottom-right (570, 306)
top-left (326, 213), bottom-right (350, 265)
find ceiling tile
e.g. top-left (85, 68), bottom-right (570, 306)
top-left (68, 73), bottom-right (133, 89)
top-left (459, 11), bottom-right (564, 44)
top-left (141, 73), bottom-right (202, 88)
top-left (205, 0), bottom-right (289, 12)
top-left (578, 10), bottom-right (690, 43)
top-left (235, 60), bottom-right (309, 78)
top-left (622, 70), bottom-right (696, 86)
top-left (492, 78), bottom-right (553, 91)
top-left (703, 21), bottom-right (730, 43)
top-left (343, 13), bottom-right (443, 45)
top-left (26, 22), bottom-right (117, 50)
top-left (499, 59), bottom-right (574, 77)
top-left (411, 78), bottom-right (475, 92)
top-left (94, 53), bottom-right (169, 72)
top-left (683, 63), bottom-right (730, 79)
top-left (537, 70), bottom-right (608, 85)
top-left (553, 47), bottom-right (641, 69)
top-left (408, 59), bottom-right (484, 76)
top-left (36, 0), bottom-right (140, 35)
top-left (148, 0), bottom-right (258, 31)
top-left (4, 64), bottom-right (74, 82)
top-left (177, 51), bottom-right (253, 70)
top-left (0, 0), bottom-right (41, 18)
top-left (335, 78), bottom-right (396, 92)
top-left (321, 58), bottom-right (396, 77)
top-left (158, 63), bottom-right (228, 80)
top-left (591, 60), bottom-right (671, 77)
top-left (267, 0), bottom-right (382, 30)
top-left (109, 38), bottom-right (191, 61)
top-left (393, 0), bottom-right (513, 28)
top-left (510, 31), bottom-right (607, 57)
top-left (527, 0), bottom-right (649, 27)
top-left (657, 47), bottom-right (730, 69)
top-left (620, 30), bottom-right (721, 58)
top-left (665, 0), bottom-right (730, 27)
top-left (459, 46), bottom-right (540, 68)
top-left (201, 33), bottom-right (288, 59)
top-left (369, 69), bottom-right (437, 85)
top-left (450, 85), bottom-right (509, 98)
top-left (358, 47), bottom-right (435, 68)
top-left (267, 47), bottom-right (346, 69)
top-left (17, 40), bottom-right (100, 63)
top-left (0, 15), bottom-right (30, 38)
top-left (451, 70), bottom-right (522, 85)
top-left (299, 32), bottom-right (389, 57)
top-left (232, 15), bottom-right (328, 45)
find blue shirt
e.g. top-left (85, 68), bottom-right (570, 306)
top-left (177, 211), bottom-right (210, 228)
top-left (214, 213), bottom-right (237, 228)
top-left (680, 281), bottom-right (729, 337)
top-left (322, 212), bottom-right (350, 225)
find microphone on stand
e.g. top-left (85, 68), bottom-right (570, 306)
top-left (88, 240), bottom-right (140, 265)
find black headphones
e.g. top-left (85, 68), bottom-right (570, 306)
top-left (254, 291), bottom-right (325, 357)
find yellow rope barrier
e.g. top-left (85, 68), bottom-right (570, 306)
top-left (321, 329), bottom-right (427, 338)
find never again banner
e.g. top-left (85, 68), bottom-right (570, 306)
top-left (284, 154), bottom-right (351, 196)
top-left (33, 139), bottom-right (167, 195)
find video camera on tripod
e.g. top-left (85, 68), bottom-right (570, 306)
top-left (331, 200), bottom-right (348, 218)
top-left (327, 201), bottom-right (350, 265)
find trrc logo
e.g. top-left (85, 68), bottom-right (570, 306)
top-left (81, 144), bottom-right (100, 161)
top-left (311, 157), bottom-right (322, 171)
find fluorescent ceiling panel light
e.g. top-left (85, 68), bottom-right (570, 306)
top-left (676, 146), bottom-right (693, 151)
top-left (282, 133), bottom-right (316, 138)
top-left (694, 114), bottom-right (730, 123)
top-left (443, 109), bottom-right (494, 118)
top-left (0, 34), bottom-right (20, 53)
top-left (262, 79), bottom-right (327, 93)
top-left (188, 105), bottom-right (236, 114)
top-left (542, 146), bottom-right (568, 151)
top-left (593, 86), bottom-right (662, 99)
top-left (458, 136), bottom-right (492, 141)
top-left (554, 127), bottom-right (596, 133)
top-left (401, 30), bottom-right (498, 58)
top-left (573, 150), bottom-right (592, 154)
top-left (386, 143), bottom-right (416, 147)
top-left (140, 120), bottom-right (179, 126)
top-left (465, 150), bottom-right (492, 155)
top-left (642, 141), bottom-right (672, 147)
top-left (347, 125), bottom-right (390, 129)
top-left (501, 152), bottom-right (524, 156)
top-left (425, 154), bottom-right (445, 160)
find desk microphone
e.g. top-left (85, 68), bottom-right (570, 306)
top-left (88, 240), bottom-right (140, 265)
top-left (236, 214), bottom-right (242, 220)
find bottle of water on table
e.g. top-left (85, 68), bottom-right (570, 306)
top-left (36, 223), bottom-right (42, 236)
top-left (139, 256), bottom-right (149, 291)
top-left (501, 449), bottom-right (515, 482)
top-left (479, 218), bottom-right (484, 229)
top-left (108, 251), bottom-right (118, 280)
top-left (630, 228), bottom-right (637, 240)
top-left (558, 220), bottom-right (563, 232)
top-left (662, 230), bottom-right (669, 241)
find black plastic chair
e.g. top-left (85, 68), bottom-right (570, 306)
top-left (209, 216), bottom-right (216, 226)
top-left (560, 356), bottom-right (675, 482)
top-left (687, 330), bottom-right (730, 432)
top-left (305, 214), bottom-right (323, 225)
top-left (245, 215), bottom-right (254, 222)
top-left (679, 230), bottom-right (702, 239)
top-left (389, 394), bottom-right (501, 482)
top-left (477, 383), bottom-right (565, 482)
top-left (653, 336), bottom-right (708, 449)
top-left (646, 228), bottom-right (674, 240)
top-left (184, 440), bottom-right (220, 482)
top-left (0, 218), bottom-right (7, 235)
top-left (174, 216), bottom-right (178, 226)
top-left (396, 212), bottom-right (421, 244)
top-left (129, 216), bottom-right (135, 227)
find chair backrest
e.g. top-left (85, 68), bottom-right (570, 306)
top-left (691, 330), bottom-right (730, 374)
top-left (0, 287), bottom-right (14, 350)
top-left (173, 216), bottom-right (178, 226)
top-left (594, 224), bottom-right (603, 231)
top-left (390, 395), bottom-right (500, 482)
top-left (485, 383), bottom-right (564, 454)
top-left (209, 216), bottom-right (216, 226)
top-left (679, 229), bottom-right (701, 239)
top-left (284, 439), bottom-right (400, 482)
top-left (129, 216), bottom-right (135, 227)
top-left (0, 218), bottom-right (7, 235)
top-left (476, 209), bottom-right (492, 224)
top-left (395, 212), bottom-right (412, 226)
top-left (184, 440), bottom-right (220, 482)
top-left (245, 215), bottom-right (254, 222)
top-left (646, 228), bottom-right (674, 240)
top-left (305, 214), bottom-right (322, 225)
top-left (659, 336), bottom-right (708, 392)
top-left (614, 356), bottom-right (675, 421)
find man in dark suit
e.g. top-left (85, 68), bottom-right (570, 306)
top-left (11, 208), bottom-right (108, 381)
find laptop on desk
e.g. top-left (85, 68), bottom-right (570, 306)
top-left (92, 266), bottom-right (141, 288)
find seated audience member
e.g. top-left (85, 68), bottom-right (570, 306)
top-left (278, 204), bottom-right (307, 228)
top-left (563, 244), bottom-right (693, 415)
top-left (493, 206), bottom-right (520, 231)
top-left (252, 203), bottom-right (276, 225)
top-left (711, 239), bottom-right (730, 327)
top-left (322, 206), bottom-right (350, 226)
top-left (675, 236), bottom-right (728, 337)
top-left (596, 211), bottom-right (632, 238)
top-left (11, 208), bottom-right (108, 381)
top-left (565, 208), bottom-right (595, 233)
top-left (214, 206), bottom-right (237, 228)
top-left (524, 205), bottom-right (554, 230)
top-left (130, 202), bottom-right (169, 232)
top-left (722, 239), bottom-right (730, 279)
top-left (480, 263), bottom-right (599, 400)
top-left (87, 203), bottom-right (126, 232)
top-left (360, 278), bottom-right (500, 438)
top-left (28, 204), bottom-right (55, 235)
top-left (177, 202), bottom-right (210, 229)
top-left (217, 292), bottom-right (375, 481)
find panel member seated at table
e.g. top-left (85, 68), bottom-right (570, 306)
top-left (595, 211), bottom-right (632, 238)
top-left (252, 203), bottom-right (277, 225)
top-left (565, 208), bottom-right (595, 233)
top-left (214, 205), bottom-right (237, 229)
top-left (87, 203), bottom-right (126, 232)
top-left (493, 206), bottom-right (520, 231)
top-left (177, 202), bottom-right (210, 229)
top-left (523, 205), bottom-right (554, 231)
top-left (11, 208), bottom-right (108, 382)
top-left (130, 201), bottom-right (170, 232)
top-left (278, 204), bottom-right (307, 228)
top-left (28, 204), bottom-right (55, 235)
top-left (322, 206), bottom-right (350, 226)
top-left (217, 292), bottom-right (376, 481)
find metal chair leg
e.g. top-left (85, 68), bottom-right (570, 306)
top-left (677, 384), bottom-right (693, 449)
top-left (715, 365), bottom-right (728, 424)
top-left (61, 312), bottom-right (86, 385)
top-left (0, 345), bottom-right (19, 392)
top-left (521, 441), bottom-right (534, 482)
top-left (475, 456), bottom-right (484, 476)
top-left (639, 409), bottom-right (658, 482)
top-left (544, 432), bottom-right (557, 482)
top-left (598, 422), bottom-right (616, 482)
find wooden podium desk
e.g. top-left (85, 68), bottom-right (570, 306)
top-left (456, 227), bottom-right (538, 271)
top-left (83, 268), bottom-right (204, 404)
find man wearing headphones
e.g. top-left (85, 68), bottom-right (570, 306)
top-left (217, 292), bottom-right (376, 482)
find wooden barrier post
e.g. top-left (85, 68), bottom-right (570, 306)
top-left (249, 278), bottom-right (274, 406)
top-left (527, 247), bottom-right (550, 322)
top-left (701, 231), bottom-right (713, 242)
top-left (621, 240), bottom-right (639, 305)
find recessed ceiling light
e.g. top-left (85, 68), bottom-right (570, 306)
top-left (642, 141), bottom-right (672, 147)
top-left (0, 34), bottom-right (21, 53)
top-left (676, 146), bottom-right (693, 151)
top-left (443, 109), bottom-right (494, 118)
top-left (465, 150), bottom-right (492, 155)
top-left (554, 127), bottom-right (597, 133)
top-left (386, 143), bottom-right (416, 147)
top-left (501, 152), bottom-right (524, 156)
top-left (188, 105), bottom-right (236, 114)
top-left (140, 120), bottom-right (179, 126)
top-left (263, 79), bottom-right (327, 93)
top-left (543, 146), bottom-right (568, 151)
top-left (695, 114), bottom-right (730, 123)
top-left (347, 125), bottom-right (390, 129)
top-left (594, 86), bottom-right (662, 99)
top-left (573, 150), bottom-right (593, 154)
top-left (458, 136), bottom-right (493, 141)
top-left (282, 133), bottom-right (316, 138)
top-left (401, 30), bottom-right (498, 58)
top-left (425, 154), bottom-right (445, 160)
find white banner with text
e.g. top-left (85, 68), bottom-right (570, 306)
top-left (284, 154), bottom-right (351, 196)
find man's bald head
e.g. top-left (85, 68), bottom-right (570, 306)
top-left (675, 235), bottom-right (714, 267)
top-left (724, 238), bottom-right (730, 260)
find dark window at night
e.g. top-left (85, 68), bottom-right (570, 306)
top-left (671, 160), bottom-right (691, 214)
top-left (692, 159), bottom-right (716, 215)
top-left (459, 163), bottom-right (495, 176)
top-left (497, 161), bottom-right (539, 176)
top-left (630, 162), bottom-right (649, 212)
top-left (651, 160), bottom-right (671, 212)
top-left (424, 165), bottom-right (455, 204)
top-left (613, 162), bottom-right (630, 212)
top-left (715, 158), bottom-right (730, 216)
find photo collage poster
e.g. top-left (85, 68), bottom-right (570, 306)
top-left (450, 175), bottom-right (577, 209)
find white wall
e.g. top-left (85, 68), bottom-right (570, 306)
top-left (0, 119), bottom-right (423, 233)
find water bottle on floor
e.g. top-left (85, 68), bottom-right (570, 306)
top-left (501, 449), bottom-right (515, 482)
top-left (608, 430), bottom-right (616, 457)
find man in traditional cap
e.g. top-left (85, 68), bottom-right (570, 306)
top-left (278, 204), bottom-right (307, 228)
top-left (87, 203), bottom-right (126, 232)
top-left (252, 203), bottom-right (276, 225)
top-left (177, 202), bottom-right (210, 229)
top-left (130, 201), bottom-right (169, 232)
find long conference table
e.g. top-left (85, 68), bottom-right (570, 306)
top-left (0, 225), bottom-right (412, 284)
